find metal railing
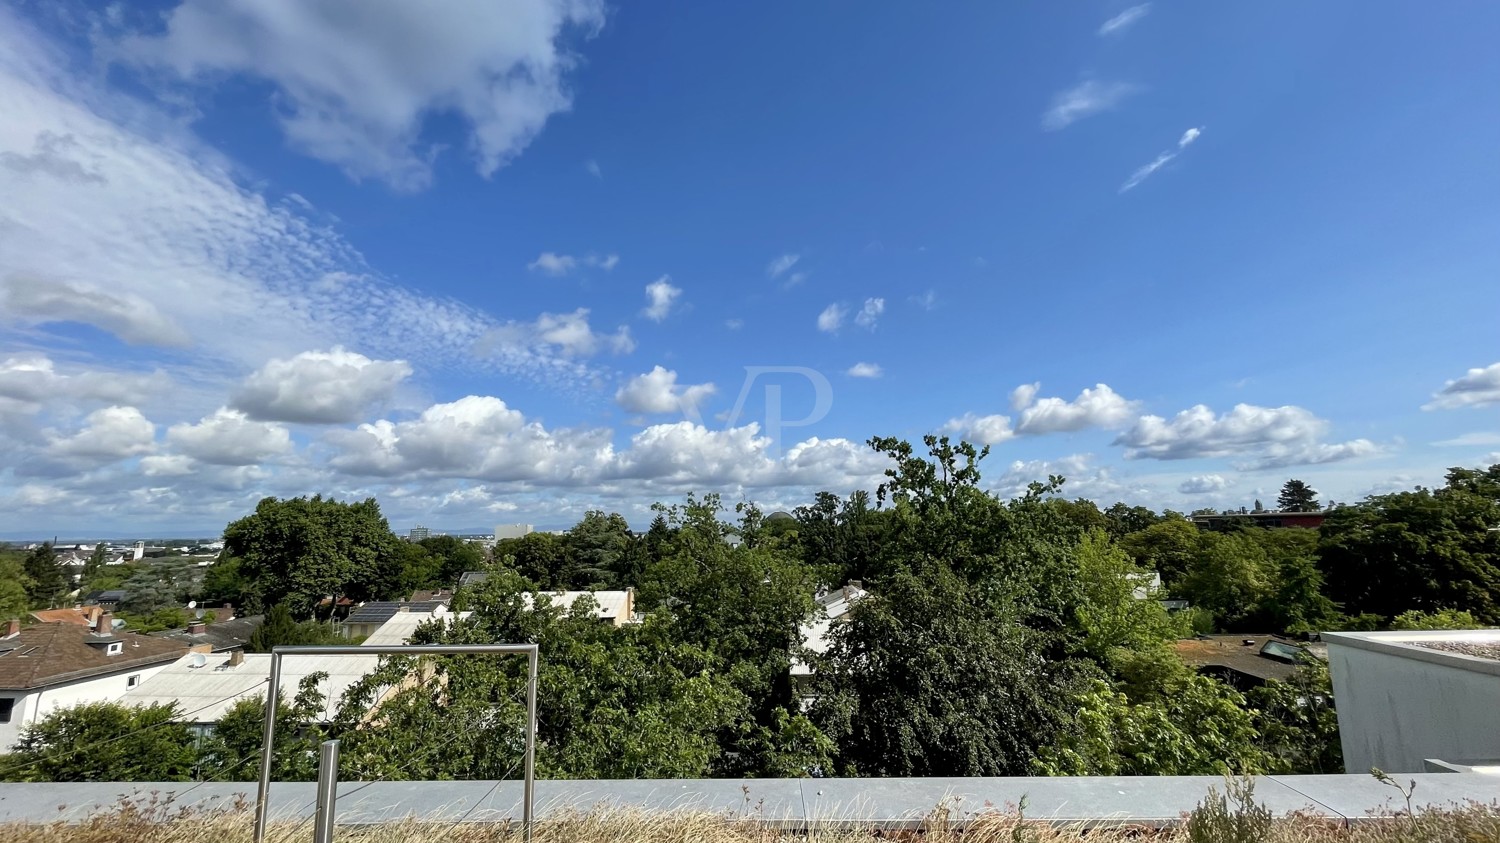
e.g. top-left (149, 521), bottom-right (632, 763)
top-left (252, 643), bottom-right (540, 843)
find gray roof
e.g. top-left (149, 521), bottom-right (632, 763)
top-left (148, 615), bottom-right (264, 652)
top-left (458, 571), bottom-right (489, 587)
top-left (344, 601), bottom-right (446, 625)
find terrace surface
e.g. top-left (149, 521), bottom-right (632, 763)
top-left (1, 774), bottom-right (1497, 829)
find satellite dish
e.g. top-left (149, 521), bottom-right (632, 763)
top-left (187, 600), bottom-right (197, 609)
top-left (189, 652), bottom-right (208, 669)
top-left (194, 609), bottom-right (205, 620)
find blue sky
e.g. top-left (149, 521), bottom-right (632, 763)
top-left (2, 0), bottom-right (1498, 536)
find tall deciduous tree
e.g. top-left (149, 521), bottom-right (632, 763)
top-left (0, 552), bottom-right (31, 619)
top-left (22, 542), bottom-right (67, 608)
top-left (201, 674), bottom-right (328, 781)
top-left (223, 495), bottom-right (401, 618)
top-left (1277, 479), bottom-right (1320, 512)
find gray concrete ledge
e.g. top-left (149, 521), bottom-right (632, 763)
top-left (0, 774), bottom-right (1495, 829)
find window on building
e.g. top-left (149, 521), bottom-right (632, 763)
top-left (0, 698), bottom-right (14, 723)
top-left (127, 674), bottom-right (142, 689)
top-left (106, 642), bottom-right (123, 656)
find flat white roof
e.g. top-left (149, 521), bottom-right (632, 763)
top-left (520, 590), bottom-right (631, 620)
top-left (1323, 629), bottom-right (1500, 678)
top-left (361, 609), bottom-right (473, 646)
top-left (121, 651), bottom-right (384, 722)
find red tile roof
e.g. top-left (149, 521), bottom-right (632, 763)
top-left (0, 624), bottom-right (188, 690)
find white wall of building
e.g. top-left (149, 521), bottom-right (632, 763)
top-left (1325, 630), bottom-right (1500, 773)
top-left (0, 662), bottom-right (174, 751)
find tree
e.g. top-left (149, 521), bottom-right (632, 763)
top-left (80, 543), bottom-right (110, 591)
top-left (199, 556), bottom-right (251, 609)
top-left (565, 510), bottom-right (633, 588)
top-left (247, 603), bottom-right (343, 652)
top-left (0, 552), bottom-right (31, 620)
top-left (1247, 662), bottom-right (1342, 774)
top-left (1, 702), bottom-right (197, 782)
top-left (22, 542), bottom-right (67, 608)
top-left (223, 495), bottom-right (402, 618)
top-left (418, 535), bottom-right (486, 586)
top-left (1119, 518), bottom-right (1201, 586)
top-left (1277, 480), bottom-right (1320, 512)
top-left (1072, 531), bottom-right (1183, 661)
top-left (200, 674), bottom-right (328, 781)
top-left (1177, 532), bottom-right (1274, 631)
top-left (1318, 466), bottom-right (1500, 624)
top-left (813, 564), bottom-right (1085, 776)
top-left (1390, 608), bottom-right (1483, 630)
top-left (1103, 502), bottom-right (1162, 540)
top-left (497, 532), bottom-right (567, 588)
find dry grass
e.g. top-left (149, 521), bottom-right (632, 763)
top-left (0, 798), bottom-right (1497, 843)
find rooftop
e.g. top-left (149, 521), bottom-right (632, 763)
top-left (1173, 634), bottom-right (1317, 684)
top-left (28, 606), bottom-right (101, 627)
top-left (360, 608), bottom-right (472, 646)
top-left (0, 623), bottom-right (187, 690)
top-left (343, 601), bottom-right (447, 625)
top-left (149, 615), bottom-right (264, 652)
top-left (121, 650), bottom-right (383, 722)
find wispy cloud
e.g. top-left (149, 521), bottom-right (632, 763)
top-left (817, 303), bottom-right (846, 333)
top-left (585, 158), bottom-right (602, 179)
top-left (767, 253), bottom-right (800, 279)
top-left (854, 297), bottom-right (885, 330)
top-left (1042, 80), bottom-right (1138, 130)
top-left (1099, 4), bottom-right (1151, 36)
top-left (527, 252), bottom-right (619, 276)
top-left (1120, 126), bottom-right (1204, 192)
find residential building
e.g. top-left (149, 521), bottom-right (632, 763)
top-left (81, 590), bottom-right (128, 610)
top-left (341, 601), bottom-right (449, 639)
top-left (122, 649), bottom-right (383, 733)
top-left (494, 523), bottom-right (533, 540)
top-left (0, 616), bottom-right (188, 750)
top-left (149, 613), bottom-right (263, 653)
top-left (408, 588), bottom-right (455, 604)
top-left (792, 582), bottom-right (869, 681)
top-left (455, 574), bottom-right (636, 627)
top-left (28, 606), bottom-right (103, 628)
top-left (360, 605), bottom-right (473, 646)
top-left (1324, 629), bottom-right (1500, 773)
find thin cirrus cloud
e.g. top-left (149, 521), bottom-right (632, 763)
top-left (112, 0), bottom-right (607, 191)
top-left (527, 251), bottom-right (619, 276)
top-left (1099, 4), bottom-right (1151, 36)
top-left (1120, 127), bottom-right (1204, 192)
top-left (1042, 80), bottom-right (1139, 130)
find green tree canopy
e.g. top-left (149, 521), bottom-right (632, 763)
top-left (224, 495), bottom-right (402, 618)
top-left (22, 542), bottom-right (67, 608)
top-left (1, 702), bottom-right (197, 782)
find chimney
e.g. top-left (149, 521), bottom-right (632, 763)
top-left (96, 611), bottom-right (113, 635)
top-left (220, 603), bottom-right (235, 621)
top-left (4, 618), bottom-right (19, 638)
top-left (187, 621), bottom-right (207, 635)
top-left (228, 650), bottom-right (245, 667)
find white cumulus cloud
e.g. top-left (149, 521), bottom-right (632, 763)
top-left (527, 252), bottom-right (618, 276)
top-left (642, 276), bottom-right (682, 322)
top-left (1013, 383), bottom-right (1139, 434)
top-left (167, 408), bottom-right (293, 466)
top-left (615, 366), bottom-right (716, 416)
top-left (854, 297), bottom-right (885, 330)
top-left (1114, 403), bottom-right (1379, 469)
top-left (846, 362), bottom-right (883, 379)
top-left (1178, 474), bottom-right (1228, 494)
top-left (1424, 361), bottom-right (1500, 409)
top-left (942, 413), bottom-right (1016, 446)
top-left (48, 406), bottom-right (155, 461)
top-left (1, 274), bottom-right (190, 347)
top-left (115, 0), bottom-right (606, 190)
top-left (231, 347), bottom-right (413, 424)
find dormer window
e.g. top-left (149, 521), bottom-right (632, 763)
top-left (106, 642), bottom-right (122, 656)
